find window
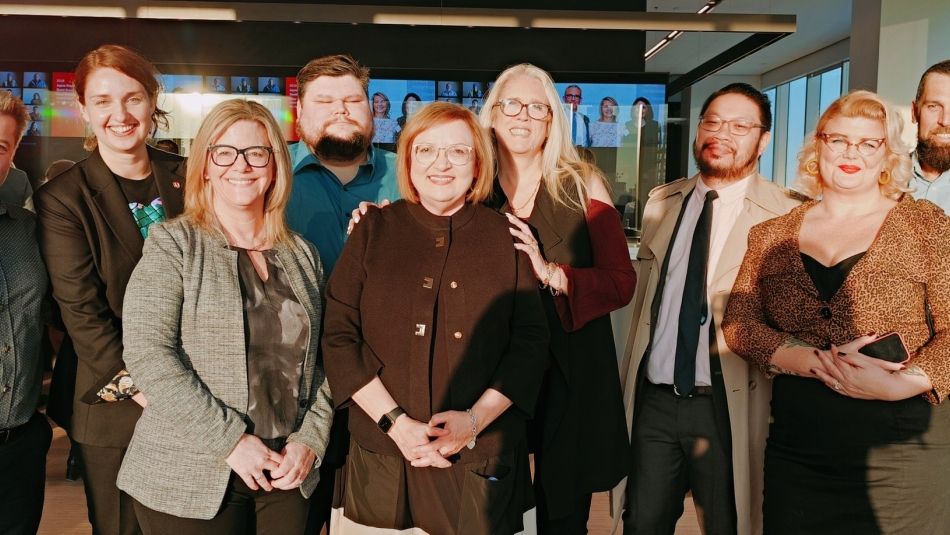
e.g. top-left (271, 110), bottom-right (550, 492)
top-left (759, 87), bottom-right (777, 179)
top-left (785, 77), bottom-right (807, 186)
top-left (762, 61), bottom-right (849, 191)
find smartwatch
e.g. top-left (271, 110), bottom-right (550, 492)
top-left (377, 406), bottom-right (406, 434)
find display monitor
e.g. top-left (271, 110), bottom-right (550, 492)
top-left (258, 77), bottom-right (283, 95)
top-left (161, 74), bottom-right (203, 94)
top-left (0, 71), bottom-right (19, 89)
top-left (367, 79), bottom-right (436, 145)
top-left (206, 76), bottom-right (228, 93)
top-left (230, 76), bottom-right (256, 94)
top-left (23, 72), bottom-right (47, 89)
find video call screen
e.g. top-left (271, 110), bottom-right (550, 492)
top-left (2, 68), bottom-right (666, 148)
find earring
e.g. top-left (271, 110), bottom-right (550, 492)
top-left (804, 159), bottom-right (819, 176)
top-left (879, 169), bottom-right (891, 185)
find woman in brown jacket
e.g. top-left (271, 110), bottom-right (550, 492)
top-left (722, 91), bottom-right (950, 534)
top-left (323, 102), bottom-right (549, 535)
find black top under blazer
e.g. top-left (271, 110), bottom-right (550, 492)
top-left (34, 146), bottom-right (185, 447)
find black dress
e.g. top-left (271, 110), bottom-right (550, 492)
top-left (764, 252), bottom-right (950, 535)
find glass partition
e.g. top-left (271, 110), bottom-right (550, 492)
top-left (14, 72), bottom-right (668, 241)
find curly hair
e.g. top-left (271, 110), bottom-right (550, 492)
top-left (795, 90), bottom-right (911, 200)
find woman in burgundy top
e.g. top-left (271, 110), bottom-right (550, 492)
top-left (479, 64), bottom-right (637, 533)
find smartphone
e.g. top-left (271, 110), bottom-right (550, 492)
top-left (858, 332), bottom-right (910, 364)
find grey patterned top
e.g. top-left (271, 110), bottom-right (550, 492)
top-left (235, 248), bottom-right (308, 445)
top-left (0, 203), bottom-right (47, 429)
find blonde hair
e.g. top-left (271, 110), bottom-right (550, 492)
top-left (796, 90), bottom-right (911, 200)
top-left (395, 101), bottom-right (494, 205)
top-left (0, 91), bottom-right (29, 143)
top-left (182, 99), bottom-right (293, 245)
top-left (478, 63), bottom-right (605, 212)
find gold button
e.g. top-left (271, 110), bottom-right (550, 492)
top-left (450, 281), bottom-right (458, 289)
top-left (453, 331), bottom-right (462, 339)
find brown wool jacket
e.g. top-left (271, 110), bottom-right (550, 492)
top-left (323, 201), bottom-right (549, 460)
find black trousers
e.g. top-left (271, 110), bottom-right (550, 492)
top-left (623, 382), bottom-right (736, 535)
top-left (76, 442), bottom-right (142, 535)
top-left (133, 476), bottom-right (310, 535)
top-left (0, 413), bottom-right (52, 535)
top-left (535, 483), bottom-right (592, 534)
top-left (304, 409), bottom-right (348, 534)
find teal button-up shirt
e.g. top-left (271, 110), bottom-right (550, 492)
top-left (286, 142), bottom-right (400, 273)
top-left (909, 153), bottom-right (950, 214)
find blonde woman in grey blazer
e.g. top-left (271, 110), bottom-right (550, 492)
top-left (117, 99), bottom-right (333, 534)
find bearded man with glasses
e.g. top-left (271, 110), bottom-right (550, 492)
top-left (616, 83), bottom-right (804, 535)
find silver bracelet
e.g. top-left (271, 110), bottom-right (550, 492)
top-left (465, 408), bottom-right (477, 449)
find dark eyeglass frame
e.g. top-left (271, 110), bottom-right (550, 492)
top-left (208, 145), bottom-right (274, 168)
top-left (817, 133), bottom-right (886, 157)
top-left (494, 98), bottom-right (552, 120)
top-left (698, 115), bottom-right (766, 136)
top-left (411, 143), bottom-right (475, 166)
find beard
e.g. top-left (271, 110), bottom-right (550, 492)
top-left (298, 122), bottom-right (371, 164)
top-left (693, 138), bottom-right (760, 180)
top-left (917, 128), bottom-right (950, 174)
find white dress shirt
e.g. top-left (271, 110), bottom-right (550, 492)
top-left (647, 174), bottom-right (753, 386)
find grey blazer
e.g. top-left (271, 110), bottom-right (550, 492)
top-left (116, 218), bottom-right (333, 520)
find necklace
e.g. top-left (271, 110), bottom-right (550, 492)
top-left (510, 178), bottom-right (542, 216)
top-left (221, 227), bottom-right (270, 251)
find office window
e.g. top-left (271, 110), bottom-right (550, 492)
top-left (763, 60), bottom-right (848, 191)
top-left (785, 77), bottom-right (807, 186)
top-left (759, 87), bottom-right (777, 180)
top-left (819, 67), bottom-right (843, 117)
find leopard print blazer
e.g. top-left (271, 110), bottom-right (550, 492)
top-left (722, 196), bottom-right (950, 404)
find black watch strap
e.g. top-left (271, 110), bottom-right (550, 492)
top-left (377, 406), bottom-right (406, 434)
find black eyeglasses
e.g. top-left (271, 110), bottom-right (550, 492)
top-left (818, 133), bottom-right (885, 156)
top-left (208, 145), bottom-right (274, 168)
top-left (495, 99), bottom-right (551, 120)
top-left (699, 116), bottom-right (765, 136)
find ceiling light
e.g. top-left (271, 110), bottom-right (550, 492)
top-left (646, 0), bottom-right (722, 61)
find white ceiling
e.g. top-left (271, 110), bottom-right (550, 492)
top-left (643, 0), bottom-right (853, 76)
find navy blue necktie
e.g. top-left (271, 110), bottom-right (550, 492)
top-left (674, 189), bottom-right (718, 396)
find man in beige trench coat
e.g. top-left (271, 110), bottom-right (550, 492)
top-left (612, 83), bottom-right (804, 535)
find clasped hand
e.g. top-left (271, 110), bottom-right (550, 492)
top-left (226, 434), bottom-right (316, 491)
top-left (390, 410), bottom-right (474, 469)
top-left (811, 334), bottom-right (924, 401)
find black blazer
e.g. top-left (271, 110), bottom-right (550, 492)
top-left (35, 146), bottom-right (185, 447)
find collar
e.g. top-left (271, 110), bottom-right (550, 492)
top-left (406, 201), bottom-right (477, 231)
top-left (291, 140), bottom-right (376, 174)
top-left (0, 202), bottom-right (32, 220)
top-left (695, 173), bottom-right (754, 204)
